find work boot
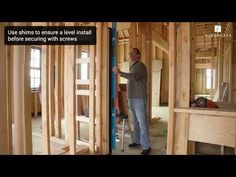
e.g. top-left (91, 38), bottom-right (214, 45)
top-left (140, 147), bottom-right (151, 155)
top-left (128, 143), bottom-right (140, 148)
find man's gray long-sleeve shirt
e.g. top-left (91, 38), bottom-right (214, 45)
top-left (120, 60), bottom-right (147, 99)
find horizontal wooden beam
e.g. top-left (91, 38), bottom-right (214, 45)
top-left (76, 115), bottom-right (89, 123)
top-left (118, 39), bottom-right (129, 44)
top-left (195, 51), bottom-right (216, 59)
top-left (76, 90), bottom-right (89, 96)
top-left (76, 140), bottom-right (89, 146)
top-left (174, 107), bottom-right (236, 117)
top-left (76, 58), bottom-right (89, 64)
top-left (195, 63), bottom-right (213, 69)
top-left (117, 22), bottom-right (131, 31)
top-left (152, 30), bottom-right (169, 54)
top-left (75, 79), bottom-right (89, 85)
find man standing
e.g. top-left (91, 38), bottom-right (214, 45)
top-left (112, 48), bottom-right (151, 155)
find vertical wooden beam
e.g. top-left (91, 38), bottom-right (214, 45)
top-left (119, 41), bottom-right (125, 63)
top-left (59, 23), bottom-right (65, 131)
top-left (210, 36), bottom-right (214, 100)
top-left (95, 22), bottom-right (102, 153)
top-left (129, 22), bottom-right (137, 48)
top-left (173, 23), bottom-right (191, 154)
top-left (151, 44), bottom-right (156, 107)
top-left (34, 92), bottom-right (38, 118)
top-left (160, 23), bottom-right (169, 105)
top-left (12, 45), bottom-right (24, 154)
top-left (215, 37), bottom-right (219, 91)
top-left (188, 23), bottom-right (196, 153)
top-left (7, 44), bottom-right (13, 154)
top-left (12, 43), bottom-right (32, 154)
top-left (89, 42), bottom-right (96, 154)
top-left (75, 44), bottom-right (82, 142)
top-left (190, 22), bottom-right (196, 102)
top-left (137, 23), bottom-right (142, 53)
top-left (48, 45), bottom-right (55, 136)
top-left (101, 23), bottom-right (110, 154)
top-left (42, 45), bottom-right (50, 154)
top-left (58, 22), bottom-right (65, 138)
top-left (178, 23), bottom-right (191, 106)
top-left (64, 43), bottom-right (76, 154)
top-left (167, 22), bottom-right (177, 155)
top-left (61, 44), bottom-right (65, 121)
top-left (124, 40), bottom-right (130, 61)
top-left (231, 22), bottom-right (236, 103)
top-left (23, 45), bottom-right (32, 154)
top-left (232, 24), bottom-right (236, 103)
top-left (145, 23), bottom-right (152, 122)
top-left (139, 23), bottom-right (152, 122)
top-left (11, 22), bottom-right (32, 155)
top-left (55, 45), bottom-right (62, 138)
top-left (0, 23), bottom-right (9, 154)
top-left (218, 37), bottom-right (224, 101)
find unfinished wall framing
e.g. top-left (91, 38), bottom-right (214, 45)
top-left (167, 22), bottom-right (236, 155)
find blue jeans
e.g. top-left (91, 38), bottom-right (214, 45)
top-left (128, 99), bottom-right (151, 150)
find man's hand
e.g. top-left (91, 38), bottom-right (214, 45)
top-left (112, 66), bottom-right (121, 75)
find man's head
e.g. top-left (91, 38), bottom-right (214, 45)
top-left (129, 48), bottom-right (141, 62)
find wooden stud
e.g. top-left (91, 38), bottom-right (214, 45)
top-left (231, 22), bottom-right (236, 103)
top-left (124, 40), bottom-right (130, 62)
top-left (60, 45), bottom-right (65, 121)
top-left (190, 22), bottom-right (196, 102)
top-left (7, 43), bottom-right (13, 154)
top-left (95, 22), bottom-right (102, 153)
top-left (12, 41), bottom-right (25, 154)
top-left (34, 92), bottom-right (38, 118)
top-left (129, 22), bottom-right (137, 48)
top-left (233, 24), bottom-right (236, 103)
top-left (174, 23), bottom-right (191, 154)
top-left (48, 45), bottom-right (55, 136)
top-left (24, 45), bottom-right (32, 154)
top-left (0, 23), bottom-right (9, 154)
top-left (160, 24), bottom-right (169, 105)
top-left (64, 43), bottom-right (76, 154)
top-left (89, 40), bottom-right (96, 154)
top-left (11, 22), bottom-right (32, 154)
top-left (210, 37), bottom-right (214, 100)
top-left (145, 23), bottom-right (153, 122)
top-left (42, 45), bottom-right (50, 154)
top-left (232, 23), bottom-right (236, 154)
top-left (75, 43), bottom-right (82, 142)
top-left (167, 22), bottom-right (177, 155)
top-left (119, 41), bottom-right (125, 63)
top-left (55, 45), bottom-right (62, 138)
top-left (218, 37), bottom-right (224, 101)
top-left (13, 44), bottom-right (32, 154)
top-left (187, 23), bottom-right (196, 154)
top-left (101, 23), bottom-right (110, 154)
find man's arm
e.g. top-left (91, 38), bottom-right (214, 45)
top-left (120, 64), bottom-right (146, 81)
